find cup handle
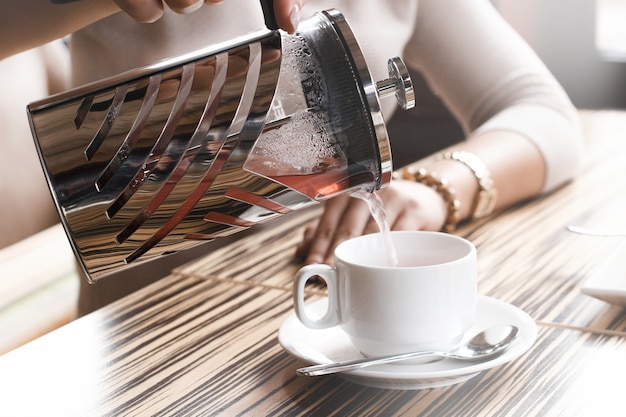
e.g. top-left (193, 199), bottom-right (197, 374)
top-left (293, 264), bottom-right (340, 329)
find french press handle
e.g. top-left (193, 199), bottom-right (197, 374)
top-left (259, 0), bottom-right (279, 30)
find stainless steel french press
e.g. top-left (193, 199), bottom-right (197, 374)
top-left (28, 3), bottom-right (415, 281)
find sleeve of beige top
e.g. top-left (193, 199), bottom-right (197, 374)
top-left (403, 0), bottom-right (584, 192)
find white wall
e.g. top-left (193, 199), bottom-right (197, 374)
top-left (493, 0), bottom-right (626, 108)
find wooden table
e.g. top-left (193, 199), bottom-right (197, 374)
top-left (1, 111), bottom-right (626, 416)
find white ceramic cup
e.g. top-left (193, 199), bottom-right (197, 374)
top-left (294, 231), bottom-right (477, 357)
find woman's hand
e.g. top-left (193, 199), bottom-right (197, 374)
top-left (295, 180), bottom-right (449, 265)
top-left (113, 0), bottom-right (304, 32)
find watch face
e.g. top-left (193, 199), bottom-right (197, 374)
top-left (473, 189), bottom-right (497, 219)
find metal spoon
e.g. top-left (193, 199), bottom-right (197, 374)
top-left (296, 324), bottom-right (519, 377)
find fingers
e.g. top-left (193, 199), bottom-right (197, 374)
top-left (112, 0), bottom-right (227, 24)
top-left (272, 0), bottom-right (303, 33)
top-left (300, 195), bottom-right (373, 265)
top-left (113, 0), bottom-right (165, 23)
top-left (294, 220), bottom-right (317, 260)
top-left (374, 185), bottom-right (422, 231)
top-left (167, 0), bottom-right (206, 13)
top-left (295, 181), bottom-right (450, 266)
top-left (114, 0), bottom-right (303, 32)
top-left (300, 197), bottom-right (350, 265)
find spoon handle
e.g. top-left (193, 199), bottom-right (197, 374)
top-left (296, 350), bottom-right (447, 377)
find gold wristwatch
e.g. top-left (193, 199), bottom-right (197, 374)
top-left (441, 151), bottom-right (497, 219)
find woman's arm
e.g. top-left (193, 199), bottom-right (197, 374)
top-left (405, 0), bottom-right (583, 198)
top-left (296, 0), bottom-right (584, 265)
top-left (0, 0), bottom-right (118, 60)
top-left (0, 0), bottom-right (302, 60)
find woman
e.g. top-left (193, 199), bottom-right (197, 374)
top-left (1, 0), bottom-right (583, 312)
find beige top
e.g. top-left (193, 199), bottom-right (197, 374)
top-left (70, 0), bottom-right (583, 192)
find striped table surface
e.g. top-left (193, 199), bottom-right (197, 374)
top-left (1, 110), bottom-right (625, 416)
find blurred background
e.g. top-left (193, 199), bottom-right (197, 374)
top-left (495, 0), bottom-right (626, 109)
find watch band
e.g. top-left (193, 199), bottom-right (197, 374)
top-left (440, 151), bottom-right (497, 219)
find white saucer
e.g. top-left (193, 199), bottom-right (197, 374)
top-left (278, 295), bottom-right (536, 390)
top-left (581, 240), bottom-right (626, 306)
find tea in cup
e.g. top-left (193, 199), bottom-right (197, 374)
top-left (293, 231), bottom-right (477, 357)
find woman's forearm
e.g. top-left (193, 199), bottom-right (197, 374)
top-left (0, 0), bottom-right (119, 60)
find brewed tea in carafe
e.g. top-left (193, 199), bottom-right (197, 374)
top-left (246, 13), bottom-right (391, 201)
top-left (27, 9), bottom-right (415, 282)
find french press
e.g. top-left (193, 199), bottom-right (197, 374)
top-left (28, 2), bottom-right (415, 282)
